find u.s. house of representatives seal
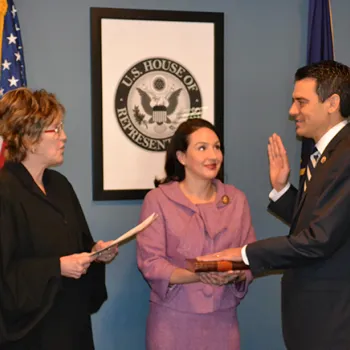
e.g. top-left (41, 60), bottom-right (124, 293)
top-left (115, 57), bottom-right (203, 152)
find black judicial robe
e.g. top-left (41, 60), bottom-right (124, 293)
top-left (0, 162), bottom-right (107, 349)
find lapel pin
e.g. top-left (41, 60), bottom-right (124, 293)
top-left (221, 195), bottom-right (229, 205)
top-left (320, 156), bottom-right (327, 164)
top-left (300, 168), bottom-right (306, 176)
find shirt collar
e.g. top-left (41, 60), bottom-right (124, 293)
top-left (315, 120), bottom-right (349, 155)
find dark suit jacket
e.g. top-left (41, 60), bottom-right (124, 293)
top-left (246, 123), bottom-right (350, 350)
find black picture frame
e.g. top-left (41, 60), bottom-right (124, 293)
top-left (91, 7), bottom-right (224, 200)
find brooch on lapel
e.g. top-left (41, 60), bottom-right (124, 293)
top-left (300, 168), bottom-right (306, 176)
top-left (320, 156), bottom-right (327, 164)
top-left (221, 195), bottom-right (230, 205)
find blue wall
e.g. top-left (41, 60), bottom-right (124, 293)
top-left (15, 0), bottom-right (350, 349)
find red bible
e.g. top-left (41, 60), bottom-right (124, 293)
top-left (186, 259), bottom-right (249, 272)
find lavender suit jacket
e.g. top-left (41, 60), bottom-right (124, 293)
top-left (137, 180), bottom-right (256, 314)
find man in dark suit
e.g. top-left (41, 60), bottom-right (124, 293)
top-left (198, 60), bottom-right (350, 350)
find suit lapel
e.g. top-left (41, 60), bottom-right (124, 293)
top-left (291, 123), bottom-right (350, 232)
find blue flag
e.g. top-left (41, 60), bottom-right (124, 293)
top-left (300, 0), bottom-right (334, 174)
top-left (0, 0), bottom-right (27, 167)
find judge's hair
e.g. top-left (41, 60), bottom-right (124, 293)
top-left (0, 87), bottom-right (65, 162)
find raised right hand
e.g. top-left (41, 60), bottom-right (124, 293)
top-left (268, 133), bottom-right (290, 191)
top-left (60, 253), bottom-right (96, 279)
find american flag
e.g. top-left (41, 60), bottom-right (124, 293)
top-left (0, 0), bottom-right (27, 167)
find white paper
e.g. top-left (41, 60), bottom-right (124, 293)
top-left (90, 212), bottom-right (158, 257)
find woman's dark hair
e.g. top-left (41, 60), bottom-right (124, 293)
top-left (155, 118), bottom-right (223, 187)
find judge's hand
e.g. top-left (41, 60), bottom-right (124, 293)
top-left (268, 133), bottom-right (290, 191)
top-left (60, 253), bottom-right (96, 279)
top-left (198, 270), bottom-right (245, 286)
top-left (197, 248), bottom-right (243, 262)
top-left (92, 240), bottom-right (118, 263)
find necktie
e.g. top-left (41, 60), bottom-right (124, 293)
top-left (304, 146), bottom-right (320, 192)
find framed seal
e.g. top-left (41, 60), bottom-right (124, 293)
top-left (91, 8), bottom-right (224, 200)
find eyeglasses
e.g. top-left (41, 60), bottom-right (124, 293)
top-left (44, 122), bottom-right (64, 136)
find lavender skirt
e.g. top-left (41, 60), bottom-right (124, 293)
top-left (146, 302), bottom-right (241, 350)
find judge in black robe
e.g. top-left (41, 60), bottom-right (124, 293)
top-left (0, 88), bottom-right (118, 349)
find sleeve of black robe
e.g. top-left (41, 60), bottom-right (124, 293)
top-left (67, 182), bottom-right (107, 314)
top-left (0, 187), bottom-right (61, 343)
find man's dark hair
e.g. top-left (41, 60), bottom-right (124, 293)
top-left (295, 60), bottom-right (350, 118)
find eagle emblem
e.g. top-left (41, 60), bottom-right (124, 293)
top-left (114, 57), bottom-right (202, 151)
top-left (136, 87), bottom-right (182, 125)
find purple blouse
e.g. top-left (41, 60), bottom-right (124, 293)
top-left (137, 180), bottom-right (256, 314)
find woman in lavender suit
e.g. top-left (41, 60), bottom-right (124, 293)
top-left (137, 119), bottom-right (256, 350)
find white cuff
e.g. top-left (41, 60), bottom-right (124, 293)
top-left (269, 183), bottom-right (291, 202)
top-left (241, 245), bottom-right (250, 265)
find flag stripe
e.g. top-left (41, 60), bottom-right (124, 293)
top-left (328, 0), bottom-right (335, 57)
top-left (0, 0), bottom-right (8, 65)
